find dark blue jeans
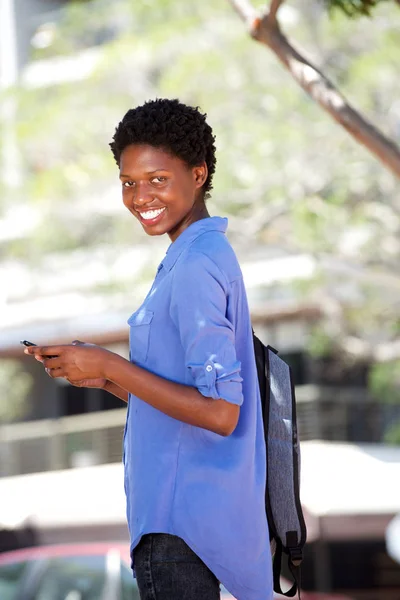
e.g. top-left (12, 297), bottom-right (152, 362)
top-left (133, 533), bottom-right (221, 600)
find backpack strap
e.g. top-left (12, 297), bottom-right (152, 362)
top-left (273, 532), bottom-right (303, 599)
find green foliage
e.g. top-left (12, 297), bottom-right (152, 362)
top-left (325, 0), bottom-right (393, 17)
top-left (308, 327), bottom-right (335, 358)
top-left (31, 0), bottom-right (222, 61)
top-left (369, 361), bottom-right (400, 404)
top-left (384, 421), bottom-right (400, 444)
top-left (0, 361), bottom-right (33, 423)
top-left (2, 0), bottom-right (398, 262)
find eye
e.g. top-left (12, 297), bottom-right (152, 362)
top-left (122, 181), bottom-right (135, 188)
top-left (151, 176), bottom-right (167, 184)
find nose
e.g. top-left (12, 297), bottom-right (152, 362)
top-left (127, 181), bottom-right (153, 209)
top-left (136, 181), bottom-right (152, 204)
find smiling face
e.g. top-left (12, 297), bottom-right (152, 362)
top-left (119, 144), bottom-right (209, 242)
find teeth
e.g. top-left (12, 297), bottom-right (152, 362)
top-left (140, 208), bottom-right (166, 220)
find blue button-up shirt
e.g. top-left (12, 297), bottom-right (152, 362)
top-left (124, 216), bottom-right (273, 600)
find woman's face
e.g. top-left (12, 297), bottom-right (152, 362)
top-left (119, 144), bottom-right (208, 242)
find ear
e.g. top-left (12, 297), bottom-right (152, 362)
top-left (193, 162), bottom-right (208, 190)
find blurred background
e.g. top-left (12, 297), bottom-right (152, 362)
top-left (1, 0), bottom-right (400, 598)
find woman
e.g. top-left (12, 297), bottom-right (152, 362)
top-left (25, 99), bottom-right (273, 600)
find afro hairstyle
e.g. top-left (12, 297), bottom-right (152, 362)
top-left (110, 98), bottom-right (217, 198)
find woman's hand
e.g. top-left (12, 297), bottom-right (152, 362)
top-left (65, 341), bottom-right (108, 388)
top-left (24, 340), bottom-right (111, 386)
top-left (68, 377), bottom-right (108, 389)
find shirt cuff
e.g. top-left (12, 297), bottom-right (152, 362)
top-left (188, 358), bottom-right (243, 406)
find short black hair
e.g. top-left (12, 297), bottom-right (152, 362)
top-left (110, 98), bottom-right (217, 198)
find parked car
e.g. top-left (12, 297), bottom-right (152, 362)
top-left (0, 542), bottom-right (353, 600)
top-left (0, 542), bottom-right (138, 600)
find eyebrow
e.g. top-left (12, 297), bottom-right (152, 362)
top-left (119, 169), bottom-right (169, 178)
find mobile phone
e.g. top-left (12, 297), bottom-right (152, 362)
top-left (20, 340), bottom-right (57, 359)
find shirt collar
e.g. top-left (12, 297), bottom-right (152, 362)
top-left (159, 216), bottom-right (228, 273)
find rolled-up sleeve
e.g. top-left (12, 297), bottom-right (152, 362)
top-left (169, 250), bottom-right (243, 406)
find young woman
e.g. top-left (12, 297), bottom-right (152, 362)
top-left (25, 99), bottom-right (273, 600)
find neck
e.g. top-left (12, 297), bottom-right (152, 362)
top-left (168, 203), bottom-right (210, 242)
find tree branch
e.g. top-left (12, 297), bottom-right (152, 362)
top-left (228, 0), bottom-right (258, 28)
top-left (267, 0), bottom-right (285, 25)
top-left (229, 2), bottom-right (400, 179)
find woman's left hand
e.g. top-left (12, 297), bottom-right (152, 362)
top-left (24, 342), bottom-right (111, 383)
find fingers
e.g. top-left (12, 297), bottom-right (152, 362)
top-left (24, 345), bottom-right (64, 357)
top-left (42, 357), bottom-right (62, 370)
top-left (42, 357), bottom-right (64, 379)
top-left (64, 378), bottom-right (96, 387)
top-left (45, 367), bottom-right (65, 379)
top-left (25, 342), bottom-right (88, 356)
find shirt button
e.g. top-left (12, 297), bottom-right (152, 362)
top-left (206, 365), bottom-right (213, 372)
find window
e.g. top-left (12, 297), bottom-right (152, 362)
top-left (279, 351), bottom-right (307, 385)
top-left (61, 384), bottom-right (125, 416)
top-left (63, 386), bottom-right (86, 416)
top-left (100, 389), bottom-right (126, 411)
top-left (34, 555), bottom-right (106, 600)
top-left (313, 355), bottom-right (370, 387)
top-left (120, 562), bottom-right (140, 600)
top-left (331, 541), bottom-right (400, 590)
top-left (0, 561), bottom-right (28, 600)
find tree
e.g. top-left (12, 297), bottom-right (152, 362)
top-left (227, 0), bottom-right (400, 440)
top-left (229, 0), bottom-right (400, 178)
top-left (324, 1), bottom-right (397, 17)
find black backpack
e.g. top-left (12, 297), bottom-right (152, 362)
top-left (253, 332), bottom-right (307, 598)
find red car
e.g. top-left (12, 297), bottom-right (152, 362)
top-left (0, 542), bottom-right (353, 600)
top-left (0, 543), bottom-right (138, 600)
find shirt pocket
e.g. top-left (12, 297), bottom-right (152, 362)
top-left (128, 309), bottom-right (154, 365)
